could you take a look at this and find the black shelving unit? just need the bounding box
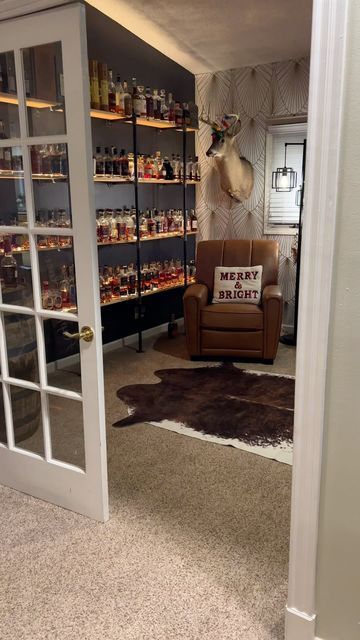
[94,112,198,353]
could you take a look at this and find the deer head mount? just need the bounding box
[200,113,254,202]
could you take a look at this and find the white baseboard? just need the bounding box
[282,323,294,333]
[285,606,316,640]
[47,320,172,372]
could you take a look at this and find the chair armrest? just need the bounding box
[183,284,209,356]
[262,285,283,360]
[262,284,283,303]
[183,283,209,307]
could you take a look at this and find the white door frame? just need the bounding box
[0,3,109,522]
[285,0,349,638]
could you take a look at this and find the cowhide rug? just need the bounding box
[114,364,295,465]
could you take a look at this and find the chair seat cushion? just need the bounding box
[200,303,263,330]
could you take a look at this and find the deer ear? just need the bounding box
[222,115,242,137]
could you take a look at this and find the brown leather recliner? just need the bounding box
[183,239,283,362]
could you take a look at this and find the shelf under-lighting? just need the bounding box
[94,175,200,185]
[100,278,195,307]
[0,92,57,109]
[1,231,197,255]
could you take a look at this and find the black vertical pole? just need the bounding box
[280,139,307,346]
[182,124,188,287]
[132,112,143,353]
[293,138,307,344]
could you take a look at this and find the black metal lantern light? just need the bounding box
[272,143,297,192]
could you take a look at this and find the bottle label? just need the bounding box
[91,78,99,107]
[133,98,142,117]
[100,80,109,109]
[192,220,198,230]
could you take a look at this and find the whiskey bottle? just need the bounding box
[145,87,154,119]
[108,69,116,113]
[132,78,142,117]
[138,85,147,117]
[123,81,132,116]
[190,209,198,231]
[168,93,175,122]
[159,89,168,120]
[112,147,121,176]
[175,102,183,126]
[153,89,161,120]
[89,60,100,110]
[98,63,109,111]
[120,149,129,177]
[1,236,17,287]
[103,147,113,176]
[0,119,7,140]
[94,146,104,175]
[115,75,125,116]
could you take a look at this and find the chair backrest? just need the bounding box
[196,239,279,295]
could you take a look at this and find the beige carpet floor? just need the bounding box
[0,336,295,640]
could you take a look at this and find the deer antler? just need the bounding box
[199,111,222,132]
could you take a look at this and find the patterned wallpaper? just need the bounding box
[195,57,309,326]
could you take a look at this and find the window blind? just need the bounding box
[269,133,305,226]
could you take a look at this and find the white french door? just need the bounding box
[0,4,108,521]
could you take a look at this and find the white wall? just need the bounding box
[315,1,360,637]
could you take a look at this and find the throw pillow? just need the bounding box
[212,265,263,305]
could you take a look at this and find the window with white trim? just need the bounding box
[264,123,307,235]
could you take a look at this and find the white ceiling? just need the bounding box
[86,0,313,74]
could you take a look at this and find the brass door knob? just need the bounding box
[63,325,94,343]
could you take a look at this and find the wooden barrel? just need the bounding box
[0,284,41,444]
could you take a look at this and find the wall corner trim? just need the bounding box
[285,606,316,640]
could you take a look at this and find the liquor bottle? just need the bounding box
[112,147,121,176]
[108,69,116,113]
[6,56,16,93]
[153,89,161,119]
[115,75,125,116]
[11,148,23,173]
[186,209,191,232]
[110,210,118,242]
[1,236,17,287]
[159,89,168,120]
[98,63,109,111]
[60,265,70,308]
[170,153,177,178]
[144,156,153,179]
[148,210,156,236]
[124,209,135,240]
[123,81,132,116]
[176,153,182,180]
[153,151,162,179]
[162,209,169,233]
[175,102,183,126]
[68,265,77,307]
[42,281,53,310]
[168,93,175,122]
[89,60,100,110]
[94,146,104,175]
[140,211,148,238]
[120,148,129,177]
[190,209,198,231]
[154,209,163,234]
[137,154,144,179]
[162,156,174,180]
[3,147,11,171]
[183,102,191,126]
[132,78,142,117]
[0,119,7,140]
[103,147,113,176]
[116,209,126,241]
[145,87,154,119]
[186,155,193,180]
[138,86,147,117]
[127,152,134,179]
